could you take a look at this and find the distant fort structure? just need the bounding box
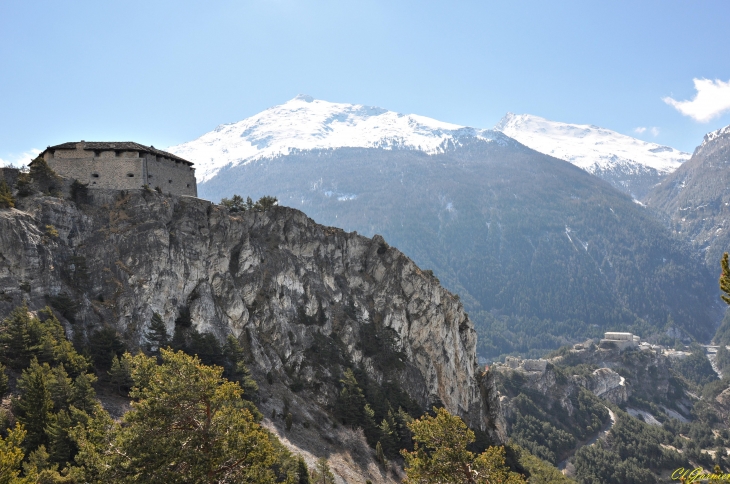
[36,141,197,197]
[600,332,640,351]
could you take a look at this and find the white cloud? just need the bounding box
[0,148,42,168]
[633,126,659,137]
[663,78,730,123]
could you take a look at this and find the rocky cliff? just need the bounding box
[0,188,502,481]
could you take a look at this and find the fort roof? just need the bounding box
[40,141,193,166]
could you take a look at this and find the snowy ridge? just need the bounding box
[169,95,497,182]
[701,124,730,147]
[494,113,689,175]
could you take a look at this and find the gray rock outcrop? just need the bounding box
[0,189,501,445]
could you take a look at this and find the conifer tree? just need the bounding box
[28,156,61,194]
[14,359,54,452]
[72,372,98,413]
[75,349,278,482]
[375,441,386,466]
[48,365,72,411]
[378,415,398,457]
[402,407,526,484]
[0,363,8,399]
[311,457,335,484]
[0,305,88,375]
[109,355,133,395]
[144,312,168,355]
[721,252,730,305]
[0,423,27,484]
[0,179,14,209]
[223,334,258,399]
[335,369,369,427]
[296,456,311,484]
[46,410,72,465]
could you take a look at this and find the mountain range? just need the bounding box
[645,124,730,272]
[168,97,722,359]
[169,96,688,198]
[494,113,690,199]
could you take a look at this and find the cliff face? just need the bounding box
[0,189,501,464]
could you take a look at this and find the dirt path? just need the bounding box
[557,406,616,471]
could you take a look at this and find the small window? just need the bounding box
[186,184,190,188]
[91,173,99,178]
[127,173,134,177]
[148,174,152,178]
[168,180,173,184]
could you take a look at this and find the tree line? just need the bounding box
[0,305,526,483]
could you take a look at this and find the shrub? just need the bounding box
[0,179,14,208]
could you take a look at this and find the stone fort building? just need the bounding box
[37,141,197,197]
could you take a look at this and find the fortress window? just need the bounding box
[91,173,99,178]
[169,180,173,184]
[186,184,190,188]
[127,173,135,177]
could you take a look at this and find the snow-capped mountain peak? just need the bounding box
[700,123,730,147]
[169,96,493,182]
[494,113,690,175]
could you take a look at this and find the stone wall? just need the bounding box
[44,146,197,196]
[47,154,144,190]
[144,153,197,197]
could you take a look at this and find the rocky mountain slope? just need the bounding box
[495,113,689,199]
[194,137,719,359]
[645,124,730,274]
[0,187,501,481]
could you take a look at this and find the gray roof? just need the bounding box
[42,141,193,166]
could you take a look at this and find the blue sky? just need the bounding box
[2,0,730,164]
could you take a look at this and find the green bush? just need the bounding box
[0,179,14,208]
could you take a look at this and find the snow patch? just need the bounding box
[168,96,501,182]
[494,113,689,175]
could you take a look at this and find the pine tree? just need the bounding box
[48,365,73,412]
[223,335,258,399]
[14,359,54,452]
[0,304,33,367]
[334,369,369,427]
[402,407,526,484]
[286,413,293,431]
[375,441,386,466]
[296,456,310,484]
[378,415,398,457]
[311,457,335,484]
[109,355,133,395]
[144,312,168,355]
[220,194,246,213]
[0,363,8,398]
[0,179,15,209]
[0,423,27,483]
[46,410,73,465]
[0,305,89,375]
[28,156,62,194]
[72,372,98,413]
[394,407,414,451]
[721,253,730,305]
[79,349,278,482]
